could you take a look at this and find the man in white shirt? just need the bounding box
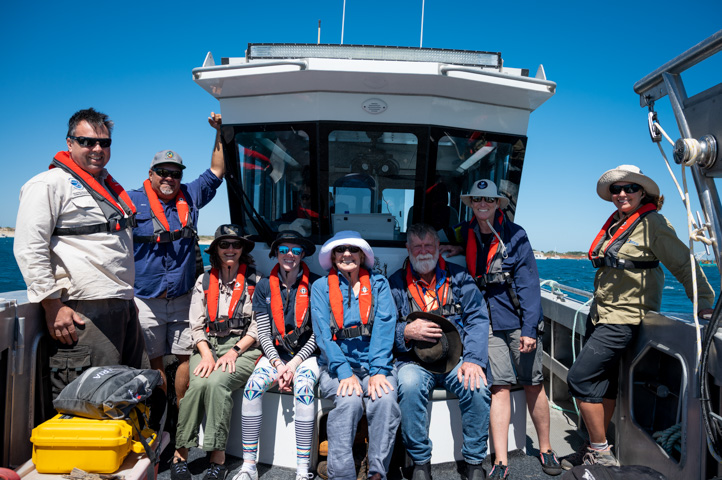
[14,108,148,397]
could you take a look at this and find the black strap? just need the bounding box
[590,256,660,269]
[476,272,523,318]
[53,215,137,235]
[278,323,312,352]
[205,315,252,334]
[133,226,196,244]
[336,323,373,340]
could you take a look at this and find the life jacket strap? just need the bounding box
[53,215,137,236]
[133,226,196,244]
[476,271,523,318]
[334,323,373,340]
[205,315,252,334]
[590,257,660,269]
[277,323,312,352]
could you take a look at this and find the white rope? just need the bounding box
[651,119,706,365]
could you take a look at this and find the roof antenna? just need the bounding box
[318,20,321,44]
[341,0,346,45]
[420,0,425,47]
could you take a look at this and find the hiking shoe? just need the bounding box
[316,461,329,480]
[203,463,228,480]
[487,463,508,479]
[466,462,487,480]
[560,443,589,470]
[232,469,258,480]
[411,462,432,480]
[583,447,619,467]
[170,459,192,480]
[540,450,562,476]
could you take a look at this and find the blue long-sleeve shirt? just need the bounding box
[311,270,397,380]
[388,260,490,371]
[129,168,222,299]
[460,218,543,338]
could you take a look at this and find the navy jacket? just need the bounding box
[459,217,543,338]
[388,259,490,371]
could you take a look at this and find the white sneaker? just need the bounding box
[232,470,258,480]
[295,473,314,480]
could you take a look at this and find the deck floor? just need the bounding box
[158,403,585,480]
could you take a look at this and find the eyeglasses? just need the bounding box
[471,196,497,204]
[609,183,642,195]
[152,167,183,179]
[333,245,361,254]
[218,240,243,250]
[278,246,303,256]
[68,136,112,148]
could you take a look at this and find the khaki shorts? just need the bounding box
[488,327,544,386]
[135,292,193,359]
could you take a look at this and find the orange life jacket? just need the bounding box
[50,151,137,235]
[589,203,659,269]
[328,268,374,340]
[133,179,195,244]
[269,262,312,353]
[203,265,256,333]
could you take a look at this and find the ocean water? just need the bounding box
[1,238,719,313]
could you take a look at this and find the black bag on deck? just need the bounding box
[562,465,667,479]
[53,365,161,420]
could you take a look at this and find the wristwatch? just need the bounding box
[232,345,242,355]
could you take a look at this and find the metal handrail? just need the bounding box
[192,60,308,79]
[633,29,722,100]
[439,65,557,92]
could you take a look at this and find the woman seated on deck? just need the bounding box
[235,230,320,480]
[563,165,715,469]
[170,224,262,480]
[311,230,401,480]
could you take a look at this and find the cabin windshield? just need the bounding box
[225,122,526,246]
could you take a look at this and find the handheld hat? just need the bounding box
[318,230,374,271]
[596,165,660,202]
[269,229,316,258]
[460,179,509,209]
[205,224,255,254]
[407,311,462,375]
[150,150,185,170]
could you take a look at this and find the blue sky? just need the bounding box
[2,0,720,253]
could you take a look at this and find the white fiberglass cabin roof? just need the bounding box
[193,44,556,135]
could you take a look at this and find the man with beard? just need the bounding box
[388,223,492,480]
[128,113,225,402]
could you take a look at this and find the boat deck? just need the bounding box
[157,397,584,479]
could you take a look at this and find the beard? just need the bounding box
[159,184,175,196]
[410,252,438,275]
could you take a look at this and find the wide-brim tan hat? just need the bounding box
[596,165,660,202]
[318,230,374,271]
[407,311,462,375]
[460,179,510,209]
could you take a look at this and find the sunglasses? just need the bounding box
[471,196,497,204]
[333,245,361,254]
[68,136,112,148]
[152,167,183,179]
[278,246,303,256]
[218,240,243,250]
[609,183,642,195]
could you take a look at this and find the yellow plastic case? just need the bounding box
[30,413,156,474]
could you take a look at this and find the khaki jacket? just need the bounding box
[591,210,714,325]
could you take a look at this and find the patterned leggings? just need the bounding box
[241,356,319,467]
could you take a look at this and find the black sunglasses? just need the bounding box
[278,246,304,256]
[471,196,497,204]
[152,167,183,179]
[609,183,642,195]
[68,136,112,148]
[333,245,361,254]
[218,240,243,249]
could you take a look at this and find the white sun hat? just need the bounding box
[318,230,374,271]
[460,179,510,209]
[596,165,660,202]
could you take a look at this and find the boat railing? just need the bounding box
[439,65,557,92]
[192,59,309,79]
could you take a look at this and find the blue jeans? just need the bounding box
[397,361,491,465]
[318,367,401,480]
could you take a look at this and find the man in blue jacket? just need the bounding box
[445,180,561,478]
[388,223,491,480]
[128,113,225,402]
